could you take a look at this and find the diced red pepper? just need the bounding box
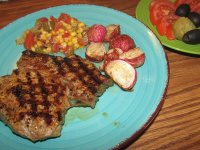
[52,43,60,52]
[54,22,63,31]
[24,30,35,49]
[62,32,70,38]
[58,13,71,24]
[38,17,48,22]
[50,16,58,23]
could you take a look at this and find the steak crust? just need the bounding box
[0,69,70,141]
[0,50,113,141]
[17,50,113,107]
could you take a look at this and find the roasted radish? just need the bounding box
[87,24,107,42]
[119,47,145,68]
[100,48,123,70]
[85,42,106,62]
[105,60,137,90]
[104,24,120,42]
[109,34,135,52]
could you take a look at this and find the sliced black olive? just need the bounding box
[188,12,200,27]
[175,4,190,17]
[182,29,200,44]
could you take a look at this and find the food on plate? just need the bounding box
[109,34,135,52]
[173,17,195,40]
[182,29,200,44]
[12,11,146,140]
[150,0,200,44]
[17,50,113,108]
[149,0,177,40]
[87,24,107,42]
[85,42,106,62]
[150,0,176,25]
[0,69,70,141]
[16,13,88,56]
[104,60,137,90]
[119,47,145,68]
[175,4,190,17]
[0,50,113,141]
[101,48,124,70]
[104,24,120,42]
[188,12,200,27]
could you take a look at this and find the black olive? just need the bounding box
[188,12,200,27]
[182,29,200,44]
[175,4,190,17]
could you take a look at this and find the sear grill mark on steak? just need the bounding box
[0,50,113,142]
[17,50,113,107]
[10,71,63,125]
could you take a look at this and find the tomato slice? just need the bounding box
[150,1,176,25]
[174,0,199,7]
[166,24,175,40]
[24,30,35,49]
[191,1,200,14]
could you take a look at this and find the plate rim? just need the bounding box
[0,4,169,150]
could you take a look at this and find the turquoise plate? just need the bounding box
[0,5,168,150]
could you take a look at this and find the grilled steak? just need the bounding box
[0,69,70,141]
[17,50,113,108]
[0,50,113,141]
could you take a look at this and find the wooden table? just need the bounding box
[0,0,200,149]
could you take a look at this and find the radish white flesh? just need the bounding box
[85,42,106,62]
[104,24,120,42]
[119,47,145,67]
[105,60,137,90]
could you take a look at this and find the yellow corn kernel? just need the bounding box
[67,41,73,46]
[40,34,47,40]
[74,43,80,49]
[47,33,52,38]
[77,33,82,38]
[31,47,36,52]
[59,38,64,43]
[58,28,64,34]
[51,30,56,35]
[45,47,52,53]
[78,22,85,28]
[76,28,83,34]
[72,38,77,44]
[37,41,43,47]
[71,31,77,37]
[65,24,72,30]
[56,35,62,40]
[61,42,67,47]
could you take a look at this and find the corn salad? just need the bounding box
[16,13,88,56]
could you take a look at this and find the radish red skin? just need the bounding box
[105,59,137,90]
[102,48,123,69]
[109,34,135,52]
[85,42,106,62]
[87,24,107,42]
[119,48,145,68]
[104,24,120,42]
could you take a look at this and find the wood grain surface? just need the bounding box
[0,0,200,149]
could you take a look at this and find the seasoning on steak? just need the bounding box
[17,50,113,108]
[0,50,113,142]
[0,69,70,141]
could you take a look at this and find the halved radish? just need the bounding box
[85,42,106,62]
[119,47,145,68]
[104,60,137,90]
[100,48,123,70]
[104,24,120,42]
[109,34,136,52]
